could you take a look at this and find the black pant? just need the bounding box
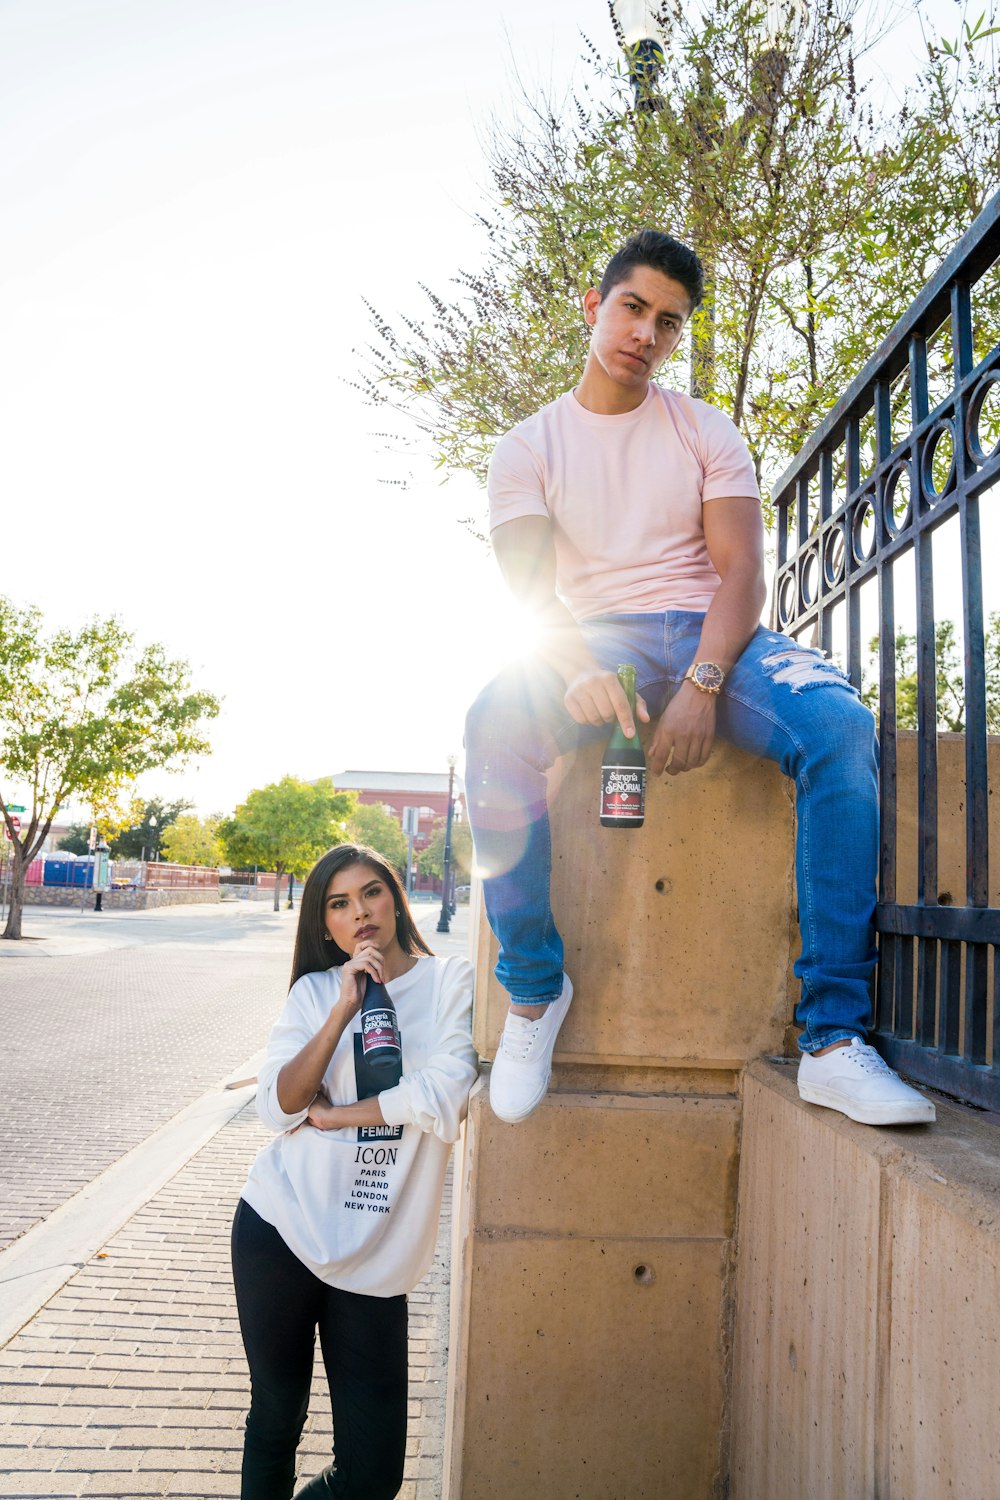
[231,1199,408,1500]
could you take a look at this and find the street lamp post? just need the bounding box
[611,0,666,113]
[436,756,457,935]
[611,0,806,109]
[610,0,806,398]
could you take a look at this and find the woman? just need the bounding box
[231,843,477,1500]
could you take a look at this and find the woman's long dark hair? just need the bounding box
[289,843,433,988]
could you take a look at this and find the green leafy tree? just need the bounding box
[111,797,193,861]
[418,818,473,883]
[346,802,408,871]
[359,1,999,510]
[862,614,1000,732]
[219,777,357,912]
[0,597,219,939]
[57,824,92,856]
[160,812,225,868]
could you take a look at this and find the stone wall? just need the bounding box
[20,886,221,909]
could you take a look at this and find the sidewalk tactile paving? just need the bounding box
[0,1101,454,1499]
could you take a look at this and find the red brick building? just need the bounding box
[331,770,466,896]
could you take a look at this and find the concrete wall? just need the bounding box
[893,731,1000,905]
[732,1059,1000,1500]
[445,728,1000,1497]
[447,738,798,1500]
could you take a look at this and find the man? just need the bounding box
[464,228,935,1129]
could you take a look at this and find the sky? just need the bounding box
[0,0,974,821]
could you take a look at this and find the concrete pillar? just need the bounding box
[731,1059,1000,1500]
[445,738,798,1499]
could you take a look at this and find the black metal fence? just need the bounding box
[771,190,1000,1110]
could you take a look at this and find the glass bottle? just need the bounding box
[360,976,402,1068]
[600,663,646,829]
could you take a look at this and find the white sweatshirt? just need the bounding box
[241,954,477,1297]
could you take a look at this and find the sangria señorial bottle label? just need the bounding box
[600,765,646,819]
[362,1008,400,1054]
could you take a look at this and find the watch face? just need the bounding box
[694,662,725,691]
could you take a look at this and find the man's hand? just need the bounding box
[564,667,650,736]
[648,683,717,776]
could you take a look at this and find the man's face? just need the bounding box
[582,265,691,391]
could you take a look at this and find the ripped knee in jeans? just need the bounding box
[760,639,852,693]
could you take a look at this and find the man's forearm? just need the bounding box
[693,496,768,676]
[493,516,599,685]
[535,599,600,684]
[690,565,767,674]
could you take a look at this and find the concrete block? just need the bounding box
[732,1058,1000,1500]
[731,1064,880,1500]
[446,1086,736,1500]
[467,1088,740,1240]
[888,1169,1000,1500]
[473,738,796,1068]
[456,1235,727,1500]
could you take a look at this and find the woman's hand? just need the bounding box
[337,939,385,1014]
[305,1093,341,1131]
[299,1090,388,1131]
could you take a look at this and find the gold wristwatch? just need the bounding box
[682,661,726,695]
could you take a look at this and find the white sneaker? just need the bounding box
[489,976,574,1124]
[798,1037,936,1125]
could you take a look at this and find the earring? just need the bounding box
[395,908,401,917]
[323,934,331,942]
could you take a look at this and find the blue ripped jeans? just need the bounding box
[464,613,879,1053]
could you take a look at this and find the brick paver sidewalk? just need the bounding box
[0,1101,453,1498]
[0,908,294,1250]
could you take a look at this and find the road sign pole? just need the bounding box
[402,806,419,896]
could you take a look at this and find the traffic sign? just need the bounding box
[5,805,25,813]
[4,815,20,841]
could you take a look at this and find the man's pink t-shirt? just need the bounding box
[487,384,760,621]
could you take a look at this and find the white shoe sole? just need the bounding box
[798,1081,936,1125]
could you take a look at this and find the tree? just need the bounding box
[160,812,225,868]
[218,777,357,912]
[346,802,408,871]
[57,824,92,856]
[110,797,193,861]
[0,597,219,939]
[418,818,473,884]
[862,614,1000,733]
[359,1,1000,510]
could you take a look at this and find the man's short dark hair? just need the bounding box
[599,229,704,311]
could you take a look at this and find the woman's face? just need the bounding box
[323,862,400,955]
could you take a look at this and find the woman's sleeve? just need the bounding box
[377,957,478,1143]
[255,975,325,1133]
